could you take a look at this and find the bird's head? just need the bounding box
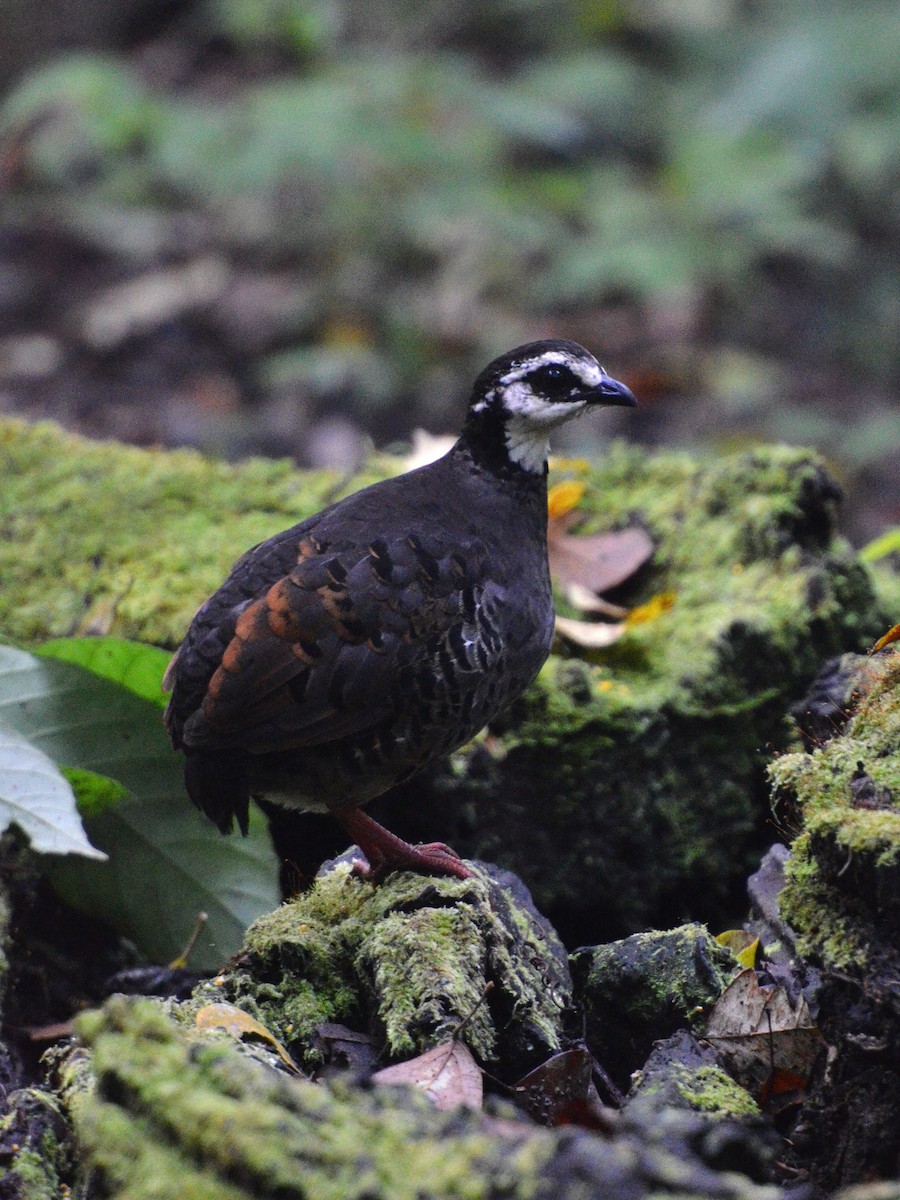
[464,340,636,474]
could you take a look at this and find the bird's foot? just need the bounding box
[333,807,471,882]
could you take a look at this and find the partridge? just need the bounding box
[164,340,636,879]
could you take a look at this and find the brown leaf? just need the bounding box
[515,1047,617,1132]
[372,1040,483,1111]
[195,1002,301,1075]
[310,1022,379,1075]
[703,969,822,1094]
[548,523,653,599]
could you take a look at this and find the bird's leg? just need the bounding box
[331,806,471,881]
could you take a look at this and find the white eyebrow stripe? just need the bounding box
[498,351,602,388]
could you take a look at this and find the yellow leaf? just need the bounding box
[549,456,590,473]
[625,592,676,627]
[547,480,586,519]
[195,1003,301,1075]
[871,624,900,653]
[716,929,760,969]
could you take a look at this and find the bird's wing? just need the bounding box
[165,524,495,756]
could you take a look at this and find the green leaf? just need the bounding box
[0,724,107,860]
[38,636,172,708]
[860,529,900,563]
[0,644,279,969]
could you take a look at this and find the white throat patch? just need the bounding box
[505,417,552,473]
[504,399,589,472]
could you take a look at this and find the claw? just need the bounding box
[334,807,471,881]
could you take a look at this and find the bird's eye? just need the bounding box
[529,363,579,398]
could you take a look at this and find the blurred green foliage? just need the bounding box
[1,0,897,412]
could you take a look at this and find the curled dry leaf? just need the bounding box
[547,480,586,519]
[195,1002,301,1075]
[564,583,628,618]
[514,1046,617,1132]
[548,456,590,474]
[310,1022,379,1075]
[371,1040,483,1111]
[703,969,822,1094]
[545,480,653,652]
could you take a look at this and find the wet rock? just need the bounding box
[625,1029,777,1186]
[571,923,736,1089]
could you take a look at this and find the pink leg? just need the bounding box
[332,806,471,881]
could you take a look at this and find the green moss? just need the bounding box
[781,836,869,970]
[2,1147,59,1200]
[649,1063,761,1120]
[185,861,568,1070]
[0,1087,71,1200]
[0,416,342,645]
[73,996,557,1200]
[773,650,900,970]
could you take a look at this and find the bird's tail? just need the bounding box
[184,749,251,836]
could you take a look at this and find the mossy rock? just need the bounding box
[773,648,900,973]
[571,923,737,1089]
[0,418,888,936]
[625,1031,774,1184]
[768,649,900,1191]
[181,859,571,1078]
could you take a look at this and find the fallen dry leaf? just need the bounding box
[402,429,456,471]
[703,969,822,1094]
[548,456,591,473]
[625,591,676,627]
[555,615,626,648]
[195,1002,301,1075]
[310,1022,379,1075]
[515,1047,617,1132]
[564,582,628,618]
[549,521,653,599]
[372,1040,483,1111]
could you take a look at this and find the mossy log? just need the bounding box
[0,417,889,938]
